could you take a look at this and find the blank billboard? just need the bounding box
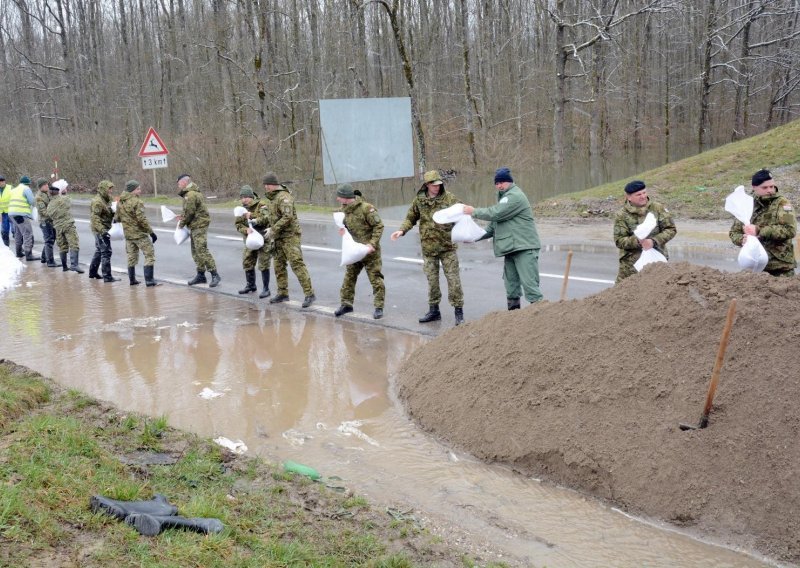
[319,97,414,184]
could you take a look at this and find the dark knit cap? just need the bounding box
[36,178,48,188]
[239,185,255,198]
[20,175,31,185]
[125,179,140,192]
[262,172,280,186]
[336,184,355,199]
[624,180,646,194]
[751,169,772,187]
[0,174,5,181]
[494,167,513,184]
[176,173,191,183]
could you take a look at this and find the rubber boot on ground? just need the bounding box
[101,260,119,282]
[128,266,140,286]
[25,252,40,261]
[187,271,207,286]
[88,256,102,279]
[209,271,221,288]
[258,270,271,298]
[69,250,84,273]
[124,513,224,537]
[144,265,159,287]
[455,307,464,326]
[507,297,521,311]
[238,269,256,294]
[45,244,57,267]
[60,251,69,271]
[89,494,178,521]
[418,304,441,323]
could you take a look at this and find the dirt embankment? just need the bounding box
[397,262,800,565]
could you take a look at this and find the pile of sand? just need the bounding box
[397,262,800,564]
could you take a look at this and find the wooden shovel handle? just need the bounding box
[702,299,737,417]
[559,250,573,302]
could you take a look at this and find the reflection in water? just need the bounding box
[0,266,770,568]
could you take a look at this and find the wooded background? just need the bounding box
[1,0,799,197]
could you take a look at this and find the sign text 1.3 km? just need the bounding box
[138,127,169,170]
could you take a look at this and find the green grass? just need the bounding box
[0,361,509,567]
[535,118,800,220]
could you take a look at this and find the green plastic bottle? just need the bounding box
[282,460,321,481]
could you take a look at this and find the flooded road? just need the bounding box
[0,265,773,567]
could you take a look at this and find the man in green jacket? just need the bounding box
[89,180,120,282]
[235,185,272,298]
[115,180,159,286]
[729,168,796,277]
[391,169,464,325]
[176,174,221,288]
[464,167,542,310]
[46,179,84,273]
[612,180,677,282]
[35,179,57,267]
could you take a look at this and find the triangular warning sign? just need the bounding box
[138,127,169,157]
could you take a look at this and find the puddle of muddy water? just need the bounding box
[0,266,773,568]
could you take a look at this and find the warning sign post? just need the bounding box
[137,127,169,196]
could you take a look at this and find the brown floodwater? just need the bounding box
[0,265,773,567]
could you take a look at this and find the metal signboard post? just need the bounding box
[138,127,169,197]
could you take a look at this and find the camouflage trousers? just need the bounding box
[54,223,80,253]
[126,235,155,267]
[423,250,463,307]
[340,251,385,309]
[273,236,313,296]
[616,254,639,283]
[503,248,543,303]
[189,227,216,272]
[241,237,272,271]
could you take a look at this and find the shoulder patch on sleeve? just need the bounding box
[499,197,509,204]
[783,204,793,211]
[369,207,375,213]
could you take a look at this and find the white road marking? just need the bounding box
[393,256,424,264]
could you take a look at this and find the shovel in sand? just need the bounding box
[680,298,737,431]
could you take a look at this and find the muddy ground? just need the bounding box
[397,262,800,565]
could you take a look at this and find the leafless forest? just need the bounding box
[1,0,799,197]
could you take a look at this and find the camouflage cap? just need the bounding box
[97,180,114,191]
[35,178,49,188]
[125,179,140,192]
[423,170,443,185]
[239,185,255,198]
[336,184,355,199]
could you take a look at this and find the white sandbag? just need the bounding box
[340,230,371,266]
[451,215,486,243]
[160,205,177,223]
[738,236,769,273]
[245,222,265,250]
[174,222,190,245]
[233,206,247,217]
[333,211,345,228]
[432,203,465,224]
[31,206,39,222]
[634,247,667,272]
[633,212,657,240]
[51,179,68,191]
[108,222,124,241]
[111,201,117,213]
[725,185,752,225]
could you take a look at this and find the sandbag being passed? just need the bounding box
[245,222,265,250]
[634,248,667,272]
[341,230,371,266]
[738,235,769,273]
[108,222,124,241]
[174,222,190,245]
[451,215,486,243]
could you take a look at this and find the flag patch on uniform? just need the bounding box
[783,205,793,211]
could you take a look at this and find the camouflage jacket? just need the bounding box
[234,197,269,237]
[399,185,458,256]
[115,191,152,239]
[90,182,114,234]
[342,197,384,251]
[178,183,210,229]
[256,188,301,240]
[46,194,76,231]
[35,191,51,223]
[613,199,676,260]
[730,191,797,271]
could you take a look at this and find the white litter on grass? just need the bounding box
[282,429,312,446]
[337,420,379,447]
[214,437,247,454]
[198,387,225,400]
[0,242,24,293]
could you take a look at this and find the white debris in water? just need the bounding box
[198,387,225,399]
[213,437,247,454]
[0,241,24,293]
[177,321,198,329]
[448,451,460,462]
[315,422,328,430]
[282,429,312,446]
[337,420,379,447]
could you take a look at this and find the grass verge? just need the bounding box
[0,361,508,568]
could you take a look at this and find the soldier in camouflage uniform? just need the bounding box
[176,174,221,288]
[89,180,120,282]
[35,179,58,267]
[236,185,272,298]
[334,184,385,320]
[391,170,464,325]
[46,180,85,274]
[255,172,315,308]
[115,180,159,286]
[729,168,797,277]
[612,180,676,283]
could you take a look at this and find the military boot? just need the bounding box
[101,260,120,282]
[418,304,441,323]
[238,269,256,294]
[187,271,207,286]
[45,244,57,267]
[144,265,160,287]
[124,514,224,537]
[258,270,271,298]
[90,494,178,521]
[507,297,521,311]
[128,266,140,286]
[69,250,84,273]
[60,251,69,271]
[25,251,40,261]
[88,256,102,279]
[454,307,464,326]
[209,271,221,288]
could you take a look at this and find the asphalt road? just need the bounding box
[43,200,733,335]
